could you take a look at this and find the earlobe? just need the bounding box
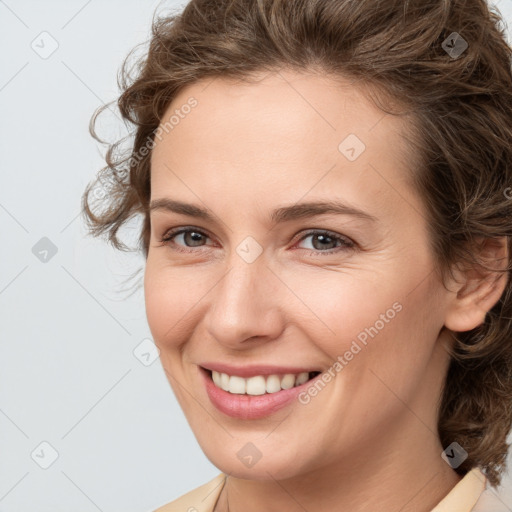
[444,236,510,333]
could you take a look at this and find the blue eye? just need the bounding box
[159,227,355,256]
[295,230,355,255]
[160,228,210,252]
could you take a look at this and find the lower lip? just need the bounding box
[200,367,320,420]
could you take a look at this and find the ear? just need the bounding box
[444,236,510,333]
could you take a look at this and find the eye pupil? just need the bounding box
[312,234,336,250]
[185,231,205,246]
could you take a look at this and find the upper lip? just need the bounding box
[199,362,321,378]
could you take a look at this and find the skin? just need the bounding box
[144,69,509,511]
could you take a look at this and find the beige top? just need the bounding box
[153,467,509,512]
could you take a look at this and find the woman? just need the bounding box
[82,0,512,510]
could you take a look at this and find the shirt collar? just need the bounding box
[431,467,487,512]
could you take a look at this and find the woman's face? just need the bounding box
[145,70,455,480]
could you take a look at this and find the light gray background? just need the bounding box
[1,1,511,510]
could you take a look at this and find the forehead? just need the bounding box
[155,70,402,156]
[150,69,422,223]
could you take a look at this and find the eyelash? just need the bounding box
[158,226,356,256]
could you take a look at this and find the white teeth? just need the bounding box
[210,370,313,395]
[246,376,266,395]
[266,375,281,394]
[295,372,309,386]
[212,371,221,387]
[220,372,230,392]
[229,375,246,394]
[280,374,296,389]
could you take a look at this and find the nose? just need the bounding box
[204,254,286,350]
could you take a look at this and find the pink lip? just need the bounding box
[199,366,322,420]
[199,362,320,378]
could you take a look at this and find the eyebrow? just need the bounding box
[149,198,378,224]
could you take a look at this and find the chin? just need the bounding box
[200,442,308,481]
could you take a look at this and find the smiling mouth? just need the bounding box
[203,368,322,395]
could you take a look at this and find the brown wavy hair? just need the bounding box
[81,0,512,487]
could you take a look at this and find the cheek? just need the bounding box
[289,261,440,380]
[281,267,402,354]
[143,258,206,348]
